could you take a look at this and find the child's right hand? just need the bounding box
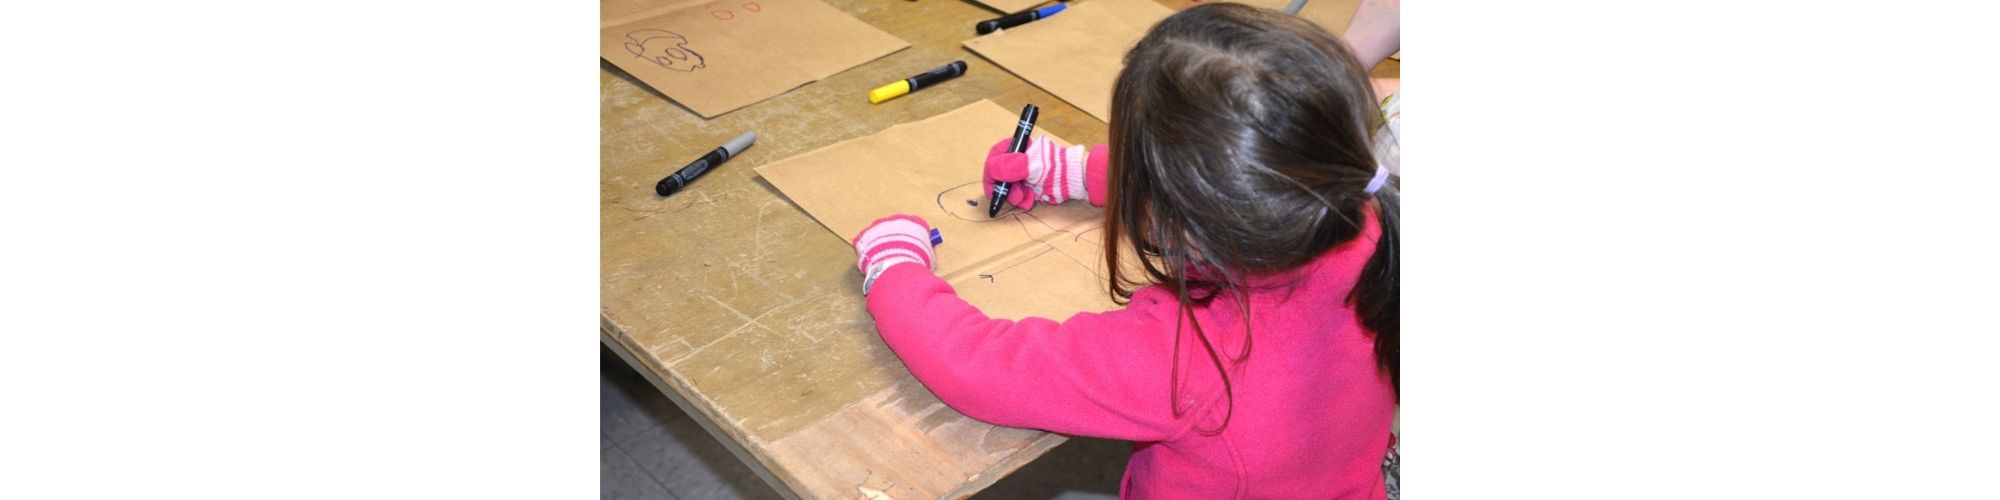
[982,135,1093,211]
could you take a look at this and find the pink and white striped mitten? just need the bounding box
[981,136,1093,211]
[850,214,935,294]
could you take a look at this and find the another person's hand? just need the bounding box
[851,214,935,294]
[982,136,1097,211]
[1343,0,1400,71]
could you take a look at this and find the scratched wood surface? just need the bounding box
[600,0,1398,498]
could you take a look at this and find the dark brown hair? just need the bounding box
[1103,3,1400,434]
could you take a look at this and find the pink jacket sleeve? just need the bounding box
[864,264,1194,442]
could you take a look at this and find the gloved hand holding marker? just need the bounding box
[983,103,1113,214]
[981,134,1107,211]
[988,103,1039,218]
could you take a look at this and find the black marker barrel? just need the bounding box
[988,104,1039,218]
[868,61,968,104]
[975,4,1066,35]
[657,131,756,197]
[908,60,967,92]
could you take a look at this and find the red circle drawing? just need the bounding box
[711,9,735,20]
[743,1,762,11]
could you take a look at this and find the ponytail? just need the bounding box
[1349,177,1399,396]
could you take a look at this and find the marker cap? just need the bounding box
[869,80,912,104]
[721,131,757,158]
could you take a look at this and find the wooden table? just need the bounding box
[600,0,1398,497]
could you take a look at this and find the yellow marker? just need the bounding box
[868,61,967,104]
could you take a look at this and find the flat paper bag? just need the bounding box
[969,0,1049,14]
[757,100,1121,320]
[962,0,1173,123]
[602,0,909,117]
[602,0,711,26]
[1154,0,1358,35]
[1152,0,1398,60]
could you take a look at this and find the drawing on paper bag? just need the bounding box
[624,30,706,72]
[931,181,1109,284]
[756,100,1122,319]
[599,0,910,118]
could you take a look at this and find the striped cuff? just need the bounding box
[1061,144,1088,204]
[862,257,922,295]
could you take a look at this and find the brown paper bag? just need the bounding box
[602,0,909,118]
[602,0,711,26]
[962,0,1174,123]
[968,0,1051,15]
[1154,0,1361,35]
[757,100,1123,320]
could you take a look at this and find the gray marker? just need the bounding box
[657,131,756,197]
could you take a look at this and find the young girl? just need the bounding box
[848,4,1398,497]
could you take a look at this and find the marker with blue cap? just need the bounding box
[975,4,1065,35]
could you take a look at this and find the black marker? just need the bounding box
[657,131,756,197]
[975,4,1066,35]
[989,104,1038,218]
[869,61,968,104]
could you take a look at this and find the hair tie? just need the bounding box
[1363,165,1390,195]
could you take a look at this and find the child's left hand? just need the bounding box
[851,214,936,294]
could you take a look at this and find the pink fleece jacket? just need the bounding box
[864,207,1394,499]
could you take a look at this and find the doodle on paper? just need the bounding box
[934,181,1110,283]
[624,29,706,72]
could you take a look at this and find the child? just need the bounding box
[848,4,1398,498]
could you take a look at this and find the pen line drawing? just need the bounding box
[932,180,1109,284]
[625,29,706,72]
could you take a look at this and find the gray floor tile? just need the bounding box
[1049,492,1121,500]
[603,345,1126,500]
[603,346,778,500]
[650,412,780,500]
[975,437,1128,499]
[603,432,679,500]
